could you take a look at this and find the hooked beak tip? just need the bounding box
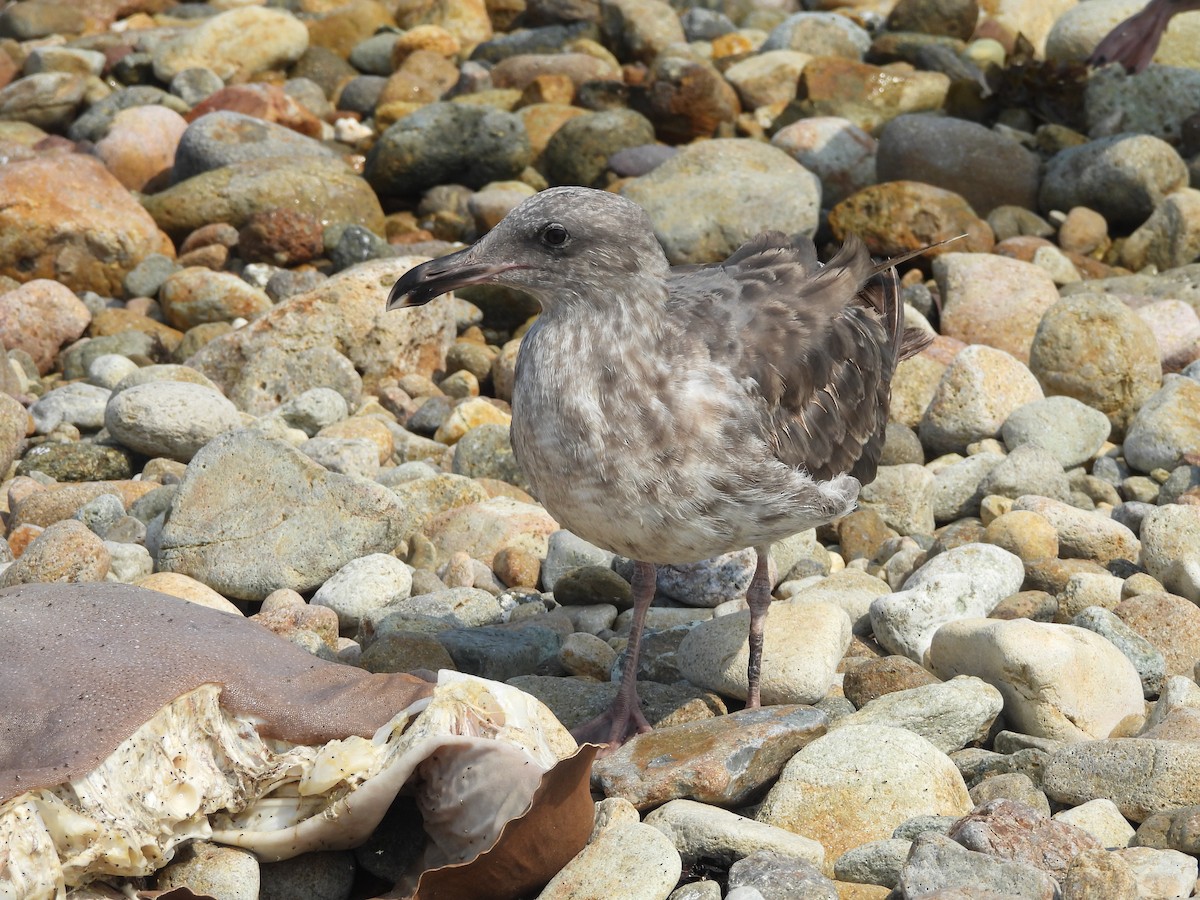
[385,251,524,312]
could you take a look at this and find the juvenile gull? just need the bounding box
[388,186,930,747]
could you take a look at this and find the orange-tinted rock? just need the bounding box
[237,208,324,266]
[782,57,949,133]
[829,180,993,259]
[0,155,174,295]
[635,56,741,144]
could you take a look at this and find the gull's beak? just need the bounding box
[386,246,524,310]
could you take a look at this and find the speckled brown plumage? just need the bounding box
[389,186,930,746]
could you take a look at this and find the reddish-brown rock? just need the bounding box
[186,83,323,138]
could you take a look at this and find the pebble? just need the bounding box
[769,116,877,207]
[784,568,889,636]
[653,547,760,608]
[258,851,356,900]
[366,102,532,196]
[173,111,339,183]
[1086,62,1200,144]
[543,108,656,187]
[677,601,850,704]
[436,621,562,681]
[830,675,1003,754]
[932,452,1004,523]
[1116,846,1199,899]
[726,850,838,900]
[0,279,91,374]
[952,797,1102,879]
[1044,738,1200,822]
[979,444,1071,504]
[188,257,452,415]
[29,383,110,434]
[362,587,504,638]
[756,725,972,869]
[929,617,1146,742]
[0,517,110,587]
[104,382,242,463]
[620,139,820,265]
[897,832,1058,898]
[157,430,410,601]
[310,553,413,633]
[1053,798,1135,849]
[919,345,1045,455]
[830,180,988,259]
[92,105,187,193]
[647,799,825,872]
[1123,375,1200,474]
[1071,605,1166,698]
[16,442,133,483]
[536,823,681,900]
[834,839,910,889]
[1011,494,1140,564]
[1113,591,1200,678]
[156,842,259,900]
[146,156,384,244]
[151,7,309,83]
[0,154,174,296]
[869,542,1025,662]
[857,463,935,536]
[1137,505,1200,604]
[932,252,1058,362]
[637,56,740,144]
[877,115,1039,217]
[596,706,829,815]
[1122,188,1200,271]
[1000,396,1111,469]
[761,12,871,57]
[1039,134,1188,230]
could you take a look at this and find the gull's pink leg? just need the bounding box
[745,547,772,709]
[571,560,656,750]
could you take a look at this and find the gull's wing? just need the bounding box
[666,232,930,483]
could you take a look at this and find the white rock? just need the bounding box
[783,568,890,635]
[677,601,850,704]
[1113,847,1198,900]
[311,552,413,631]
[929,617,1145,742]
[537,822,681,900]
[1052,798,1135,849]
[105,381,243,462]
[1139,504,1200,604]
[30,382,111,433]
[830,675,1004,753]
[645,799,824,869]
[756,724,972,870]
[103,541,154,584]
[87,353,140,390]
[869,543,1024,663]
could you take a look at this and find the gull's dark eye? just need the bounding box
[540,223,569,247]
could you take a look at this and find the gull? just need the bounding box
[388,186,931,747]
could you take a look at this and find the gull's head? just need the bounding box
[386,186,669,313]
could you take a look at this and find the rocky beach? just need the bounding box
[1,0,1200,897]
